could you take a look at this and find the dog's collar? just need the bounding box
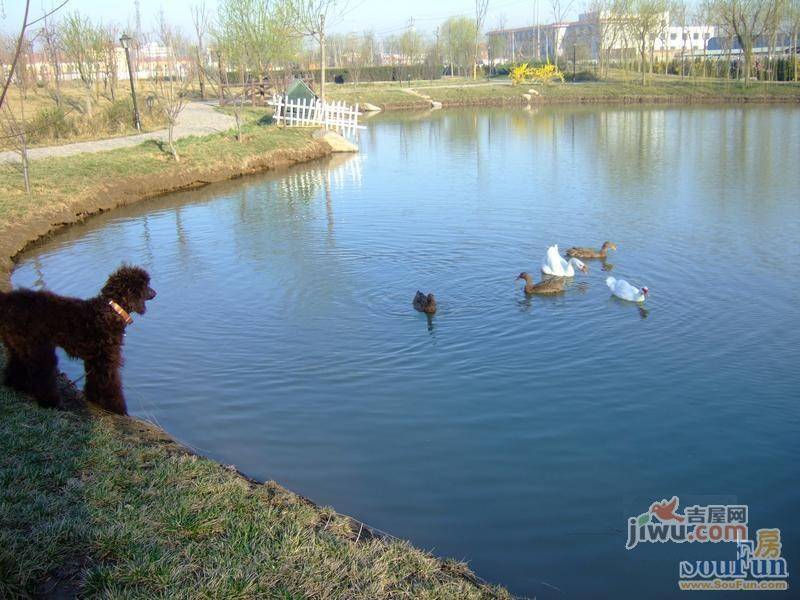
[108,300,133,326]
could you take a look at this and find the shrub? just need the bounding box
[564,70,599,82]
[509,63,565,85]
[27,106,77,143]
[492,61,548,76]
[101,98,137,133]
[299,65,444,84]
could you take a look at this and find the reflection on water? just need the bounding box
[12,105,800,598]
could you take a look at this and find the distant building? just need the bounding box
[487,11,718,63]
[11,41,191,88]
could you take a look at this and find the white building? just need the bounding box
[488,11,717,62]
[657,25,716,53]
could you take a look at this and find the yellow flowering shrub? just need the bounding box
[508,62,565,85]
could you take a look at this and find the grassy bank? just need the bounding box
[1,82,169,149]
[0,354,509,598]
[325,76,800,109]
[0,120,329,280]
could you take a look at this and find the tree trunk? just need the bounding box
[794,28,798,83]
[197,49,206,100]
[641,35,647,85]
[744,50,752,86]
[52,56,62,106]
[84,85,93,117]
[19,99,31,194]
[168,122,179,161]
[110,65,117,101]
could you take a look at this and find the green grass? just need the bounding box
[0,352,511,599]
[323,76,800,109]
[0,122,314,228]
[326,87,432,108]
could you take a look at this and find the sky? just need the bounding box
[2,0,580,37]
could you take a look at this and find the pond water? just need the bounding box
[13,105,800,598]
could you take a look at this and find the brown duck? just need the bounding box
[413,291,437,314]
[566,241,617,259]
[517,272,565,295]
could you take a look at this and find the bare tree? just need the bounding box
[341,32,369,83]
[61,12,103,116]
[441,16,478,76]
[0,0,30,110]
[590,0,629,78]
[626,0,668,84]
[191,1,211,100]
[550,0,576,68]
[706,0,783,83]
[399,28,424,78]
[285,0,349,102]
[1,45,31,193]
[153,22,192,161]
[786,0,800,81]
[215,0,300,139]
[0,1,32,193]
[474,0,490,78]
[487,18,508,66]
[100,24,120,100]
[40,9,63,105]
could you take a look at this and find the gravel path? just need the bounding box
[0,101,236,164]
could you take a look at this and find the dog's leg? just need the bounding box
[84,350,126,415]
[2,344,32,393]
[28,345,61,409]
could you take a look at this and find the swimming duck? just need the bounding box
[517,272,565,295]
[606,277,648,303]
[542,244,588,277]
[566,241,617,259]
[413,291,437,314]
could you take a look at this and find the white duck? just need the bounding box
[606,277,649,303]
[541,245,588,277]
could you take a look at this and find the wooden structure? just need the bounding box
[219,76,317,107]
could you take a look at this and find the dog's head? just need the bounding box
[101,266,156,315]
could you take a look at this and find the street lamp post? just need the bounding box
[120,33,142,131]
[573,43,577,83]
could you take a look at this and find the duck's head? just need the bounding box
[642,286,649,296]
[517,272,531,282]
[602,241,617,252]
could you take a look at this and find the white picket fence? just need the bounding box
[270,96,363,139]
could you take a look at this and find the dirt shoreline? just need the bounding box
[0,140,332,289]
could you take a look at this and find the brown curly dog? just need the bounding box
[0,265,156,415]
